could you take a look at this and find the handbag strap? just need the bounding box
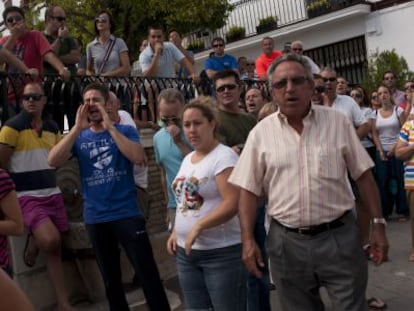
[97,37,117,74]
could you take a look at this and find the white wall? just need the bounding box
[195,2,414,72]
[365,1,414,70]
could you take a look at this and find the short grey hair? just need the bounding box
[291,40,303,48]
[267,54,313,87]
[157,88,184,105]
[320,66,337,77]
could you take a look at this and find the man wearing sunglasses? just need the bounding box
[290,40,320,75]
[0,82,74,311]
[43,6,80,76]
[213,70,256,154]
[204,37,238,80]
[0,6,70,116]
[320,67,369,139]
[311,74,327,106]
[229,54,388,311]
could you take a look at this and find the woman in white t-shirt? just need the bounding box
[167,97,246,310]
[372,85,409,220]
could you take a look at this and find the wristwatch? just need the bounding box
[371,217,387,226]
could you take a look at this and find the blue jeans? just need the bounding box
[86,216,170,311]
[247,204,271,311]
[375,151,409,217]
[177,244,247,311]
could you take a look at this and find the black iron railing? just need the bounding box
[0,74,269,131]
[186,0,369,51]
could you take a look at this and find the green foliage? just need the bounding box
[187,40,205,51]
[226,26,245,41]
[362,49,414,92]
[258,16,278,27]
[306,0,330,11]
[21,0,232,58]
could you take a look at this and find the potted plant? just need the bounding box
[187,40,205,53]
[225,26,246,43]
[256,16,278,34]
[306,0,331,18]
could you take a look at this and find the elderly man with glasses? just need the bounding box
[229,54,388,311]
[204,37,238,80]
[290,40,320,75]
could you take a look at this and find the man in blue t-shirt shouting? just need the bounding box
[48,83,170,311]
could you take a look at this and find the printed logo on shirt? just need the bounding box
[172,175,207,213]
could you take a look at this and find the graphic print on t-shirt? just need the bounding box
[173,175,207,214]
[80,138,127,188]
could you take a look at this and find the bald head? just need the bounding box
[106,91,121,122]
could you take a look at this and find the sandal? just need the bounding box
[367,297,387,310]
[23,234,39,268]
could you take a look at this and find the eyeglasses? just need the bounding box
[216,83,238,93]
[322,77,337,83]
[314,86,325,93]
[247,63,255,66]
[6,15,23,24]
[272,76,308,89]
[405,85,414,91]
[160,116,180,124]
[23,93,43,101]
[95,17,108,23]
[212,43,224,48]
[52,16,66,22]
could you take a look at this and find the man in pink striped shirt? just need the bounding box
[229,54,388,310]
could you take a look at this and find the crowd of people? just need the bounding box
[0,4,413,311]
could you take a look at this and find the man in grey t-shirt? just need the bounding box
[139,25,198,80]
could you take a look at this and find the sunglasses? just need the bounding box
[246,63,255,66]
[6,15,23,24]
[272,76,308,89]
[216,84,238,93]
[160,116,180,124]
[23,93,43,101]
[52,16,66,22]
[292,48,303,52]
[405,85,414,91]
[322,77,337,83]
[95,17,108,23]
[213,43,224,48]
[315,86,325,93]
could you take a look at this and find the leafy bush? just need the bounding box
[362,49,414,92]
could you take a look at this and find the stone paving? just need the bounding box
[79,218,414,310]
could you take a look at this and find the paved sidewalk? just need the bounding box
[78,219,413,310]
[164,219,414,310]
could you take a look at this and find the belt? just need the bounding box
[276,211,350,236]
